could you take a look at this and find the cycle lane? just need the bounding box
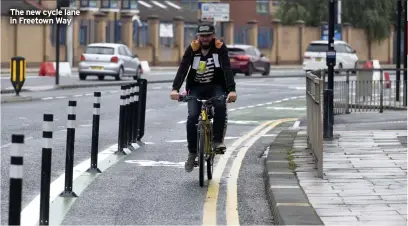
[58,96,307,225]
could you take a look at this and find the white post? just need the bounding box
[66,0,74,68]
[337,0,341,24]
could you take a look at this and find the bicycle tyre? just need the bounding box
[198,124,205,187]
[206,125,214,180]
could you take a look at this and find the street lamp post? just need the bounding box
[323,0,336,139]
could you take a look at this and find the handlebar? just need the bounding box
[178,95,228,103]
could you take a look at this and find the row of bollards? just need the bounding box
[8,79,148,225]
[116,79,147,154]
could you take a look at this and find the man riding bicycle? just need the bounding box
[170,22,237,172]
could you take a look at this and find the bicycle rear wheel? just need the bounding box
[198,124,205,187]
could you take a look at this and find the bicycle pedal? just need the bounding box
[194,161,199,167]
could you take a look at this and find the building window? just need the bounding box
[180,0,197,11]
[50,24,67,46]
[79,25,87,45]
[80,0,98,7]
[122,0,137,9]
[256,0,269,14]
[101,0,118,8]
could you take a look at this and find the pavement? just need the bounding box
[1,77,308,225]
[265,111,407,225]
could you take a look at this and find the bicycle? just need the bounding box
[178,95,227,187]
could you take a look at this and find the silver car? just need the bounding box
[78,43,142,81]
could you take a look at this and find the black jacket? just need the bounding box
[171,39,236,93]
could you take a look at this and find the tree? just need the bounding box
[275,0,395,50]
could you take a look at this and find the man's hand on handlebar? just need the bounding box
[170,90,179,100]
[226,91,237,103]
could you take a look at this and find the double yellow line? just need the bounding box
[202,118,297,225]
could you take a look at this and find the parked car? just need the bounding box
[303,40,359,72]
[78,43,142,81]
[226,44,270,76]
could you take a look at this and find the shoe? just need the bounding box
[185,153,197,172]
[214,142,226,154]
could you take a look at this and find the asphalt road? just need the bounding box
[0,69,305,91]
[1,77,308,225]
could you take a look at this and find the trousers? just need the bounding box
[186,84,227,154]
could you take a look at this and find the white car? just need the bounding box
[303,40,359,72]
[78,43,142,81]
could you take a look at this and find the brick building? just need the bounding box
[177,0,280,48]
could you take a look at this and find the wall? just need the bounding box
[1,16,395,67]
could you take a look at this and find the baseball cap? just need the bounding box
[197,23,215,35]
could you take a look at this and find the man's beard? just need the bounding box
[199,38,214,50]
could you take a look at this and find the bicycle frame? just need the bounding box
[198,103,213,155]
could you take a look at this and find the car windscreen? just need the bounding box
[306,44,328,52]
[85,46,114,55]
[228,48,245,55]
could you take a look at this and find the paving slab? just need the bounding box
[293,129,407,226]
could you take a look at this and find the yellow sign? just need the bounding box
[10,56,26,96]
[198,61,207,73]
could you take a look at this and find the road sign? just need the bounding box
[201,3,229,22]
[10,56,26,96]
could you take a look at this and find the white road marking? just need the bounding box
[85,93,93,96]
[152,86,162,89]
[41,97,53,100]
[56,96,66,99]
[146,109,154,112]
[166,139,187,143]
[292,120,301,129]
[73,94,83,97]
[177,120,187,124]
[247,105,255,108]
[124,160,184,168]
[179,103,187,106]
[79,124,92,127]
[143,142,155,145]
[21,143,131,226]
[266,107,306,111]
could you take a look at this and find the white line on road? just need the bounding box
[79,124,92,127]
[292,120,301,129]
[266,107,306,110]
[41,97,53,100]
[73,94,83,97]
[56,96,66,99]
[177,120,187,124]
[85,93,93,96]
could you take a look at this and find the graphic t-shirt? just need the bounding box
[194,54,215,83]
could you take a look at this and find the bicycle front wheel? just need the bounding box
[198,124,205,187]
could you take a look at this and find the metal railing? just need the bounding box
[321,68,407,114]
[306,72,324,178]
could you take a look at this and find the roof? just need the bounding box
[310,40,347,44]
[88,43,123,48]
[2,0,44,16]
[137,0,198,23]
[226,44,253,49]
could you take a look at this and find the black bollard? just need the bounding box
[132,81,140,143]
[125,85,131,146]
[129,84,135,145]
[87,92,102,173]
[116,86,128,155]
[137,79,148,140]
[39,114,53,225]
[9,134,24,225]
[60,100,78,197]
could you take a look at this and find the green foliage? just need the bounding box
[275,0,396,43]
